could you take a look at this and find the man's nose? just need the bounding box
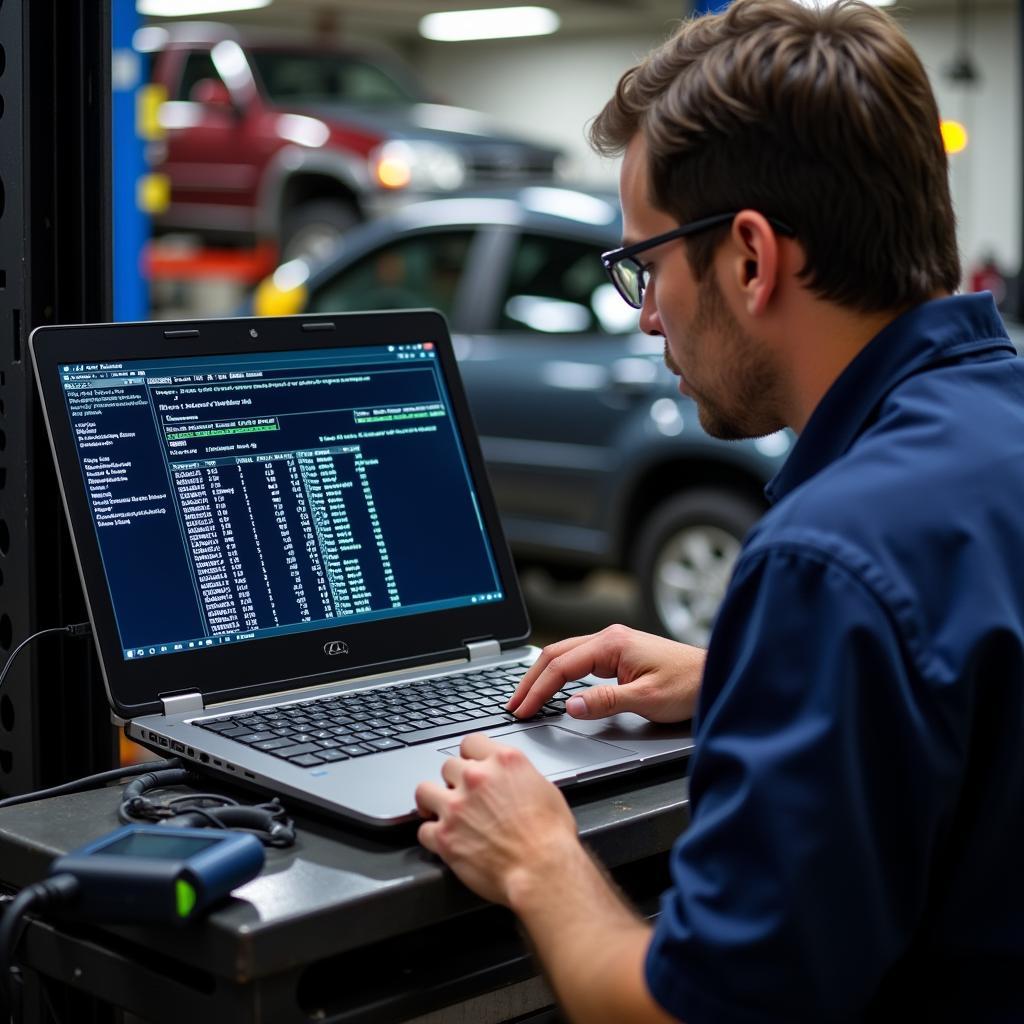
[639,290,663,337]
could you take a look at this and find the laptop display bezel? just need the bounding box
[31,310,530,719]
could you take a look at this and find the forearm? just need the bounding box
[507,840,679,1024]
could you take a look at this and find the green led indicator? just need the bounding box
[175,878,197,918]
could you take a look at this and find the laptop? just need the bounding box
[31,311,693,827]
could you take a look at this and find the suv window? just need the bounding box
[499,233,639,335]
[176,52,225,102]
[249,51,417,105]
[308,231,474,318]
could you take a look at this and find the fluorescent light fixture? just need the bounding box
[420,6,560,42]
[791,0,894,6]
[137,0,272,16]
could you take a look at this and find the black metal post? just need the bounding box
[0,0,118,797]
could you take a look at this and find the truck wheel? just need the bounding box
[280,200,359,264]
[633,489,762,645]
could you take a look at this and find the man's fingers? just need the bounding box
[505,635,588,712]
[417,819,440,853]
[565,683,636,720]
[513,638,622,720]
[415,780,449,819]
[440,756,465,788]
[460,731,499,760]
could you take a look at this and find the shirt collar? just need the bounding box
[766,293,1014,505]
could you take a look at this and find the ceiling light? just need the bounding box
[420,6,560,42]
[136,0,272,17]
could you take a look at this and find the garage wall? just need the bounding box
[414,8,1020,281]
[905,7,1020,276]
[414,33,669,187]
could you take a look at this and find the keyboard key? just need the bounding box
[253,737,295,752]
[317,749,350,763]
[340,744,375,757]
[201,720,242,733]
[365,738,405,751]
[234,731,277,745]
[274,742,322,758]
[289,753,325,767]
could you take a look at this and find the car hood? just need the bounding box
[289,100,562,158]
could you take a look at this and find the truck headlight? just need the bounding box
[370,140,466,191]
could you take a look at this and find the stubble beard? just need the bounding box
[673,275,785,441]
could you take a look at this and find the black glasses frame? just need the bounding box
[600,211,796,309]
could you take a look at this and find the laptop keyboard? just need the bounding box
[194,662,589,768]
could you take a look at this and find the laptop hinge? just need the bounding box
[160,692,205,716]
[465,638,501,662]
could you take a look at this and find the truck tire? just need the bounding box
[633,488,762,645]
[280,199,359,264]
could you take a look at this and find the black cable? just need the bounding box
[117,769,296,846]
[0,758,182,810]
[0,622,92,694]
[0,874,80,1012]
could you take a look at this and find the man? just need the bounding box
[415,0,1024,1019]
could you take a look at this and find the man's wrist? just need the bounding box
[504,830,591,916]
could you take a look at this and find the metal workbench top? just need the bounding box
[0,763,689,986]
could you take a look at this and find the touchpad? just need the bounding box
[440,726,636,777]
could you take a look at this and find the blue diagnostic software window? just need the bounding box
[59,343,503,660]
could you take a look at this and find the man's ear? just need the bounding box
[728,211,780,316]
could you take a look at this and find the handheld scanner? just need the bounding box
[49,825,265,925]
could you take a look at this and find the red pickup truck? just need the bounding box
[148,23,562,262]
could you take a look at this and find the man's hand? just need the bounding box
[506,624,706,724]
[415,732,578,906]
[415,732,680,1023]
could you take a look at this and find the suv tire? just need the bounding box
[281,199,359,264]
[633,488,762,646]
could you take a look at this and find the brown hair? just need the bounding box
[590,0,961,312]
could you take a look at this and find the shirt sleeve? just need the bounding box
[645,541,963,1024]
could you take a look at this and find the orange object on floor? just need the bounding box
[145,241,279,284]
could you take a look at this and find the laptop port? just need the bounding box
[187,747,194,757]
[199,753,209,764]
[171,741,185,753]
[213,759,222,767]
[158,737,169,747]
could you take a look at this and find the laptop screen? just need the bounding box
[57,341,504,662]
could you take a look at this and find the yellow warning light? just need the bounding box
[138,83,168,141]
[374,157,414,190]
[940,120,968,155]
[137,173,171,215]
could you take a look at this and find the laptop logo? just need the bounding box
[323,640,349,656]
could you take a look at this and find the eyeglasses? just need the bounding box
[600,211,796,309]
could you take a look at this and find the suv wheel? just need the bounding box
[633,489,761,645]
[281,199,359,264]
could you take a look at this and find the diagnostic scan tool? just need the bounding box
[49,824,264,924]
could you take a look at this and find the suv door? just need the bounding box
[455,228,666,555]
[161,47,263,236]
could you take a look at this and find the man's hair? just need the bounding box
[590,0,961,312]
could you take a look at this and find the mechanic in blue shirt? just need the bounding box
[414,0,1024,1020]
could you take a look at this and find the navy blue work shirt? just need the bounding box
[646,294,1024,1023]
